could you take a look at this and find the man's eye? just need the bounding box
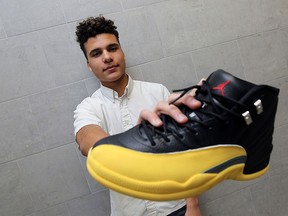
[92,52,101,57]
[108,46,118,52]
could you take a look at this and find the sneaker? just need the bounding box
[87,69,280,201]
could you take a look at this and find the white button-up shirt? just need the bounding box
[74,76,185,216]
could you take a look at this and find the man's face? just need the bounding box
[84,33,126,84]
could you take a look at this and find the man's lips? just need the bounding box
[103,65,119,72]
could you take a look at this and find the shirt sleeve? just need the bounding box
[73,97,103,136]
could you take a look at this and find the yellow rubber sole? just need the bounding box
[87,144,268,201]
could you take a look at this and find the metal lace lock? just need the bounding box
[242,111,253,125]
[254,99,263,114]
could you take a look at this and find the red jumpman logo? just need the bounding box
[212,80,231,96]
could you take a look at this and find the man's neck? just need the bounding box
[102,74,129,97]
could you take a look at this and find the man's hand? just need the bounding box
[138,84,202,126]
[185,197,201,216]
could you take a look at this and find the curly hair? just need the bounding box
[75,16,119,59]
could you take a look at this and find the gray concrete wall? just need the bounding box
[0,0,287,215]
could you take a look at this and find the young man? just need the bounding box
[74,16,201,216]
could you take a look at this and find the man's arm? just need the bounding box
[76,124,108,156]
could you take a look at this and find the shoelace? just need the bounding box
[140,81,252,146]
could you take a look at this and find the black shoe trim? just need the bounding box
[204,155,247,174]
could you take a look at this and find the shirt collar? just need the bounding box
[100,75,134,102]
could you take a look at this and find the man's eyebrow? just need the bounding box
[107,43,120,48]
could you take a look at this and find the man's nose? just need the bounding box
[102,50,112,63]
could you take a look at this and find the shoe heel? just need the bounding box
[233,164,269,180]
[242,90,278,175]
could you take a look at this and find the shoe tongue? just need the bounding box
[206,69,255,100]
